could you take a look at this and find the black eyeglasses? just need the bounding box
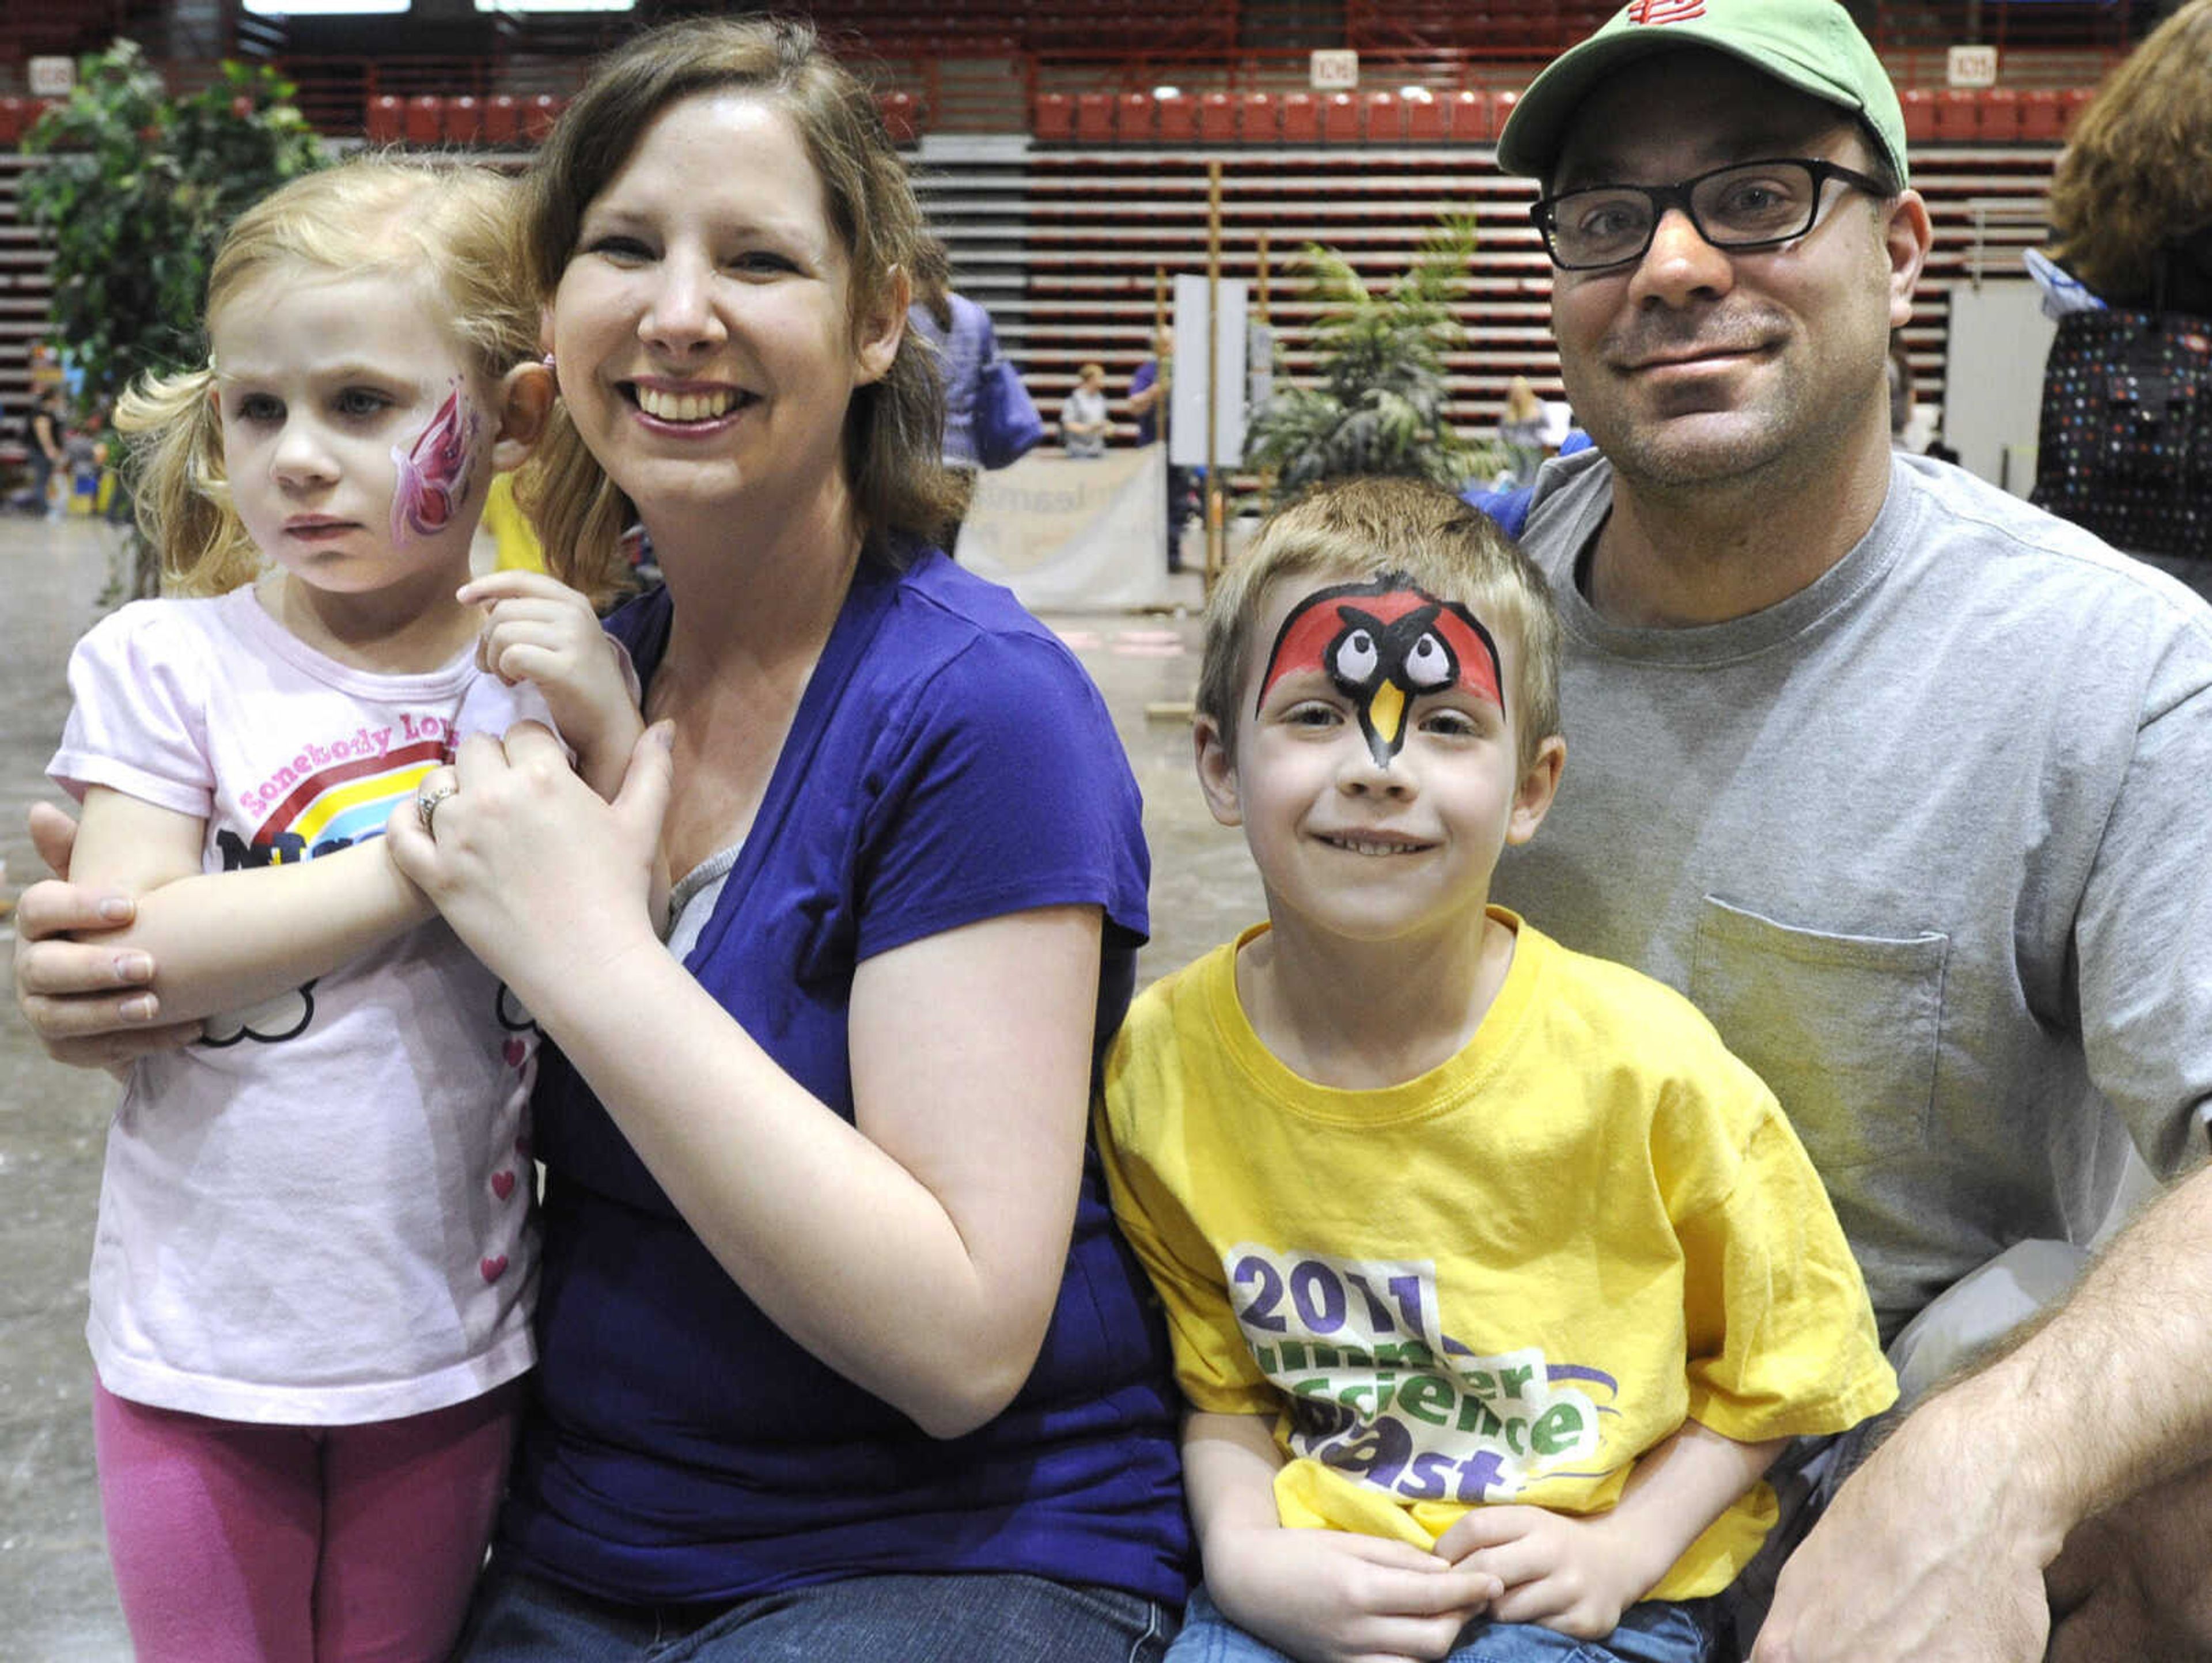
[1529,157,1894,271]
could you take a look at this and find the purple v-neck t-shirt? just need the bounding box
[499,550,1188,1607]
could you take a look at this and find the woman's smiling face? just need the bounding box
[544,90,902,532]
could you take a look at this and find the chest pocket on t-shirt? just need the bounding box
[1690,896,1948,1172]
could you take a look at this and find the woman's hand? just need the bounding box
[12,802,200,1071]
[386,720,672,1014]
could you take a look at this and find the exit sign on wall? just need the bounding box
[1948,44,2000,87]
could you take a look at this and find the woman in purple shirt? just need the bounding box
[17,17,1187,1660]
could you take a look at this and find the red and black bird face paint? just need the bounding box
[1258,577,1505,768]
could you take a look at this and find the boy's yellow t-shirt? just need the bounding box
[1097,911,1896,1600]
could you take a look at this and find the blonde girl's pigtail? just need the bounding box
[112,363,262,597]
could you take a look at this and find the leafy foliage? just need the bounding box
[1243,215,1500,503]
[21,41,325,401]
[19,41,325,595]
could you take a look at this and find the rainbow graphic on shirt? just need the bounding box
[219,725,455,872]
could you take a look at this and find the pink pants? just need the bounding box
[93,1377,519,1663]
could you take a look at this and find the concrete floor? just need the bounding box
[0,517,1262,1657]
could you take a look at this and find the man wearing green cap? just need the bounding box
[1490,1,2212,1659]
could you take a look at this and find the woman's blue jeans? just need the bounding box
[450,1559,1177,1662]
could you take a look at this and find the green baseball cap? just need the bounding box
[1497,0,1909,187]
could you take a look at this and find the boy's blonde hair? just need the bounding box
[1197,475,1560,770]
[115,156,538,597]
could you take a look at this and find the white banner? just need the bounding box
[957,446,1172,611]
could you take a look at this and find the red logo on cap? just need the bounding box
[1627,0,1707,21]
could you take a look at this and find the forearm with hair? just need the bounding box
[1927,1162,2212,1539]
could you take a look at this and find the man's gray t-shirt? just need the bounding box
[1497,449,2212,1341]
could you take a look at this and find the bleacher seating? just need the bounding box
[444,95,483,145]
[1035,91,1075,142]
[1404,91,1445,143]
[0,14,2113,451]
[404,94,442,146]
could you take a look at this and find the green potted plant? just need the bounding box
[20,40,325,596]
[1243,215,1502,504]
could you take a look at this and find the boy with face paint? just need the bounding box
[1097,477,1892,1663]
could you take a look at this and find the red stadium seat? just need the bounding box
[522,94,563,143]
[1977,87,2021,142]
[1932,88,1977,142]
[1116,92,1155,143]
[404,94,442,146]
[2058,87,2092,137]
[1365,90,1403,143]
[1320,91,1360,143]
[0,97,26,145]
[444,95,483,145]
[1198,90,1236,143]
[1075,92,1115,143]
[1488,89,1518,140]
[2018,88,2064,141]
[877,90,918,144]
[1279,92,1320,143]
[1404,90,1446,142]
[366,94,403,144]
[483,93,520,145]
[1156,92,1198,143]
[1239,91,1278,143]
[1035,92,1074,142]
[1445,89,1489,142]
[1900,87,1937,143]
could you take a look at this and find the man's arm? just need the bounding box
[12,802,200,1069]
[1755,1161,2212,1662]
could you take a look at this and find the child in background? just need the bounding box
[1062,360,1111,458]
[1098,476,1894,1663]
[48,158,642,1662]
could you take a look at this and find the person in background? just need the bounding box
[2027,0,2212,591]
[1491,0,2212,1656]
[906,237,1041,551]
[2042,0,2212,319]
[26,387,65,517]
[1062,361,1111,459]
[1884,336,1914,446]
[1130,325,1192,573]
[1497,375,1549,488]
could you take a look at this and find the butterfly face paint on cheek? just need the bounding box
[390,380,483,546]
[1258,575,1505,768]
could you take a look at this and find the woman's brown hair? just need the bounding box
[2047,0,2212,305]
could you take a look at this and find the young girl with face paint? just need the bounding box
[45,158,641,1663]
[1098,476,1897,1663]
